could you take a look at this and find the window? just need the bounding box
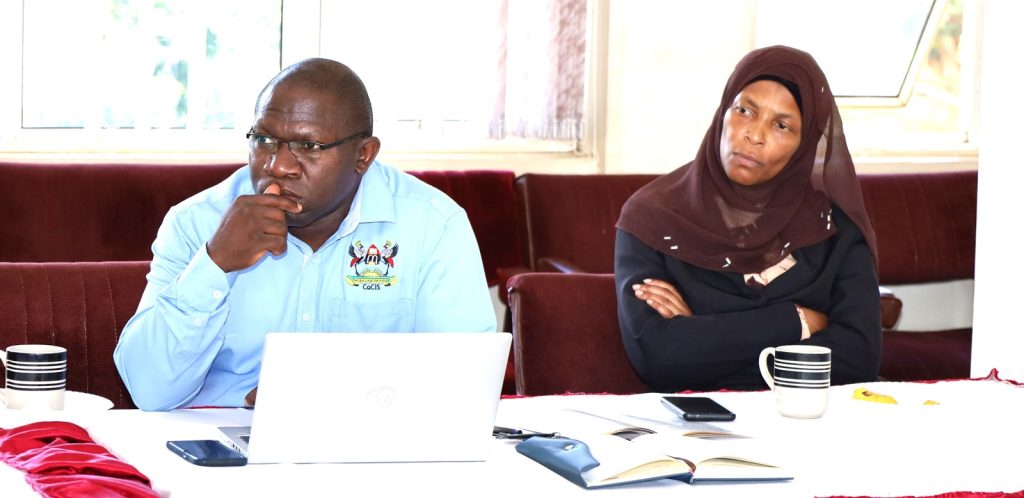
[1,0,590,157]
[755,0,972,155]
[22,0,281,130]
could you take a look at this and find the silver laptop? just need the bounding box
[219,332,511,464]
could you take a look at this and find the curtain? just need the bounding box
[491,0,588,142]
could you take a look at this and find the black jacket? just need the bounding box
[615,206,882,392]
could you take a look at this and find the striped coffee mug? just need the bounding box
[758,344,830,419]
[0,344,67,410]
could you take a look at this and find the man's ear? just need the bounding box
[354,136,381,175]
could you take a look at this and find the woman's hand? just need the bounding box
[632,278,693,318]
[797,304,829,335]
[245,386,258,407]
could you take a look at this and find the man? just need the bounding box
[114,58,496,411]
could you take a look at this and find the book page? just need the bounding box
[629,432,778,467]
[627,432,791,481]
[571,432,693,486]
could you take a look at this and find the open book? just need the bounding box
[515,409,791,488]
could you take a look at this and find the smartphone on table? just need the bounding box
[660,396,736,422]
[166,439,247,467]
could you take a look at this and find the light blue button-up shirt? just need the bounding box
[114,162,496,410]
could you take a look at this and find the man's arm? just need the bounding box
[411,209,496,332]
[114,185,302,411]
[114,211,235,411]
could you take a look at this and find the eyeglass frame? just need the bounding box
[245,129,370,157]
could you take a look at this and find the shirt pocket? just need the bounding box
[329,297,414,332]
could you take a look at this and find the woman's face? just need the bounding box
[719,80,803,187]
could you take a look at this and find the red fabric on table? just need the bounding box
[0,421,157,498]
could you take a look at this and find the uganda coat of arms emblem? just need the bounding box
[345,240,398,289]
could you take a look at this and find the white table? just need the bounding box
[4,377,1024,497]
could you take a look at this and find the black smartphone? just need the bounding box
[660,396,736,422]
[166,439,247,467]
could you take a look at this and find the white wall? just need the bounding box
[971,0,1024,379]
[603,1,756,174]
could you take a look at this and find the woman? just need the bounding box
[615,45,881,392]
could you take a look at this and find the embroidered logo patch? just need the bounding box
[346,240,398,289]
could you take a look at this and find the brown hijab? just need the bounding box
[617,45,876,274]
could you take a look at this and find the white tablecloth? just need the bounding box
[3,376,1024,497]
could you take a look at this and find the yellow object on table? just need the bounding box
[853,388,898,404]
[852,387,941,405]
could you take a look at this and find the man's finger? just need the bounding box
[261,183,302,213]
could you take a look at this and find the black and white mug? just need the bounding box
[758,344,831,419]
[0,344,67,410]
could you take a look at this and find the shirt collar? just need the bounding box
[336,161,395,238]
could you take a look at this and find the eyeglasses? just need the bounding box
[246,129,369,159]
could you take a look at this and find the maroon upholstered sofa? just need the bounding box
[1,162,977,401]
[507,272,646,395]
[0,261,150,409]
[493,173,657,330]
[860,170,977,381]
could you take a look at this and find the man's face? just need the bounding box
[719,79,803,187]
[248,82,370,233]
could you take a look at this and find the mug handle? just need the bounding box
[758,347,776,389]
[0,349,5,405]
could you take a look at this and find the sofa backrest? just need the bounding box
[858,170,977,285]
[1,162,239,262]
[0,261,150,409]
[515,173,657,273]
[513,170,978,287]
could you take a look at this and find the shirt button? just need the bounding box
[302,313,311,322]
[212,290,223,299]
[192,318,203,326]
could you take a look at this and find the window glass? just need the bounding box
[755,0,934,98]
[756,0,969,152]
[21,0,282,130]
[12,0,586,155]
[840,0,965,147]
